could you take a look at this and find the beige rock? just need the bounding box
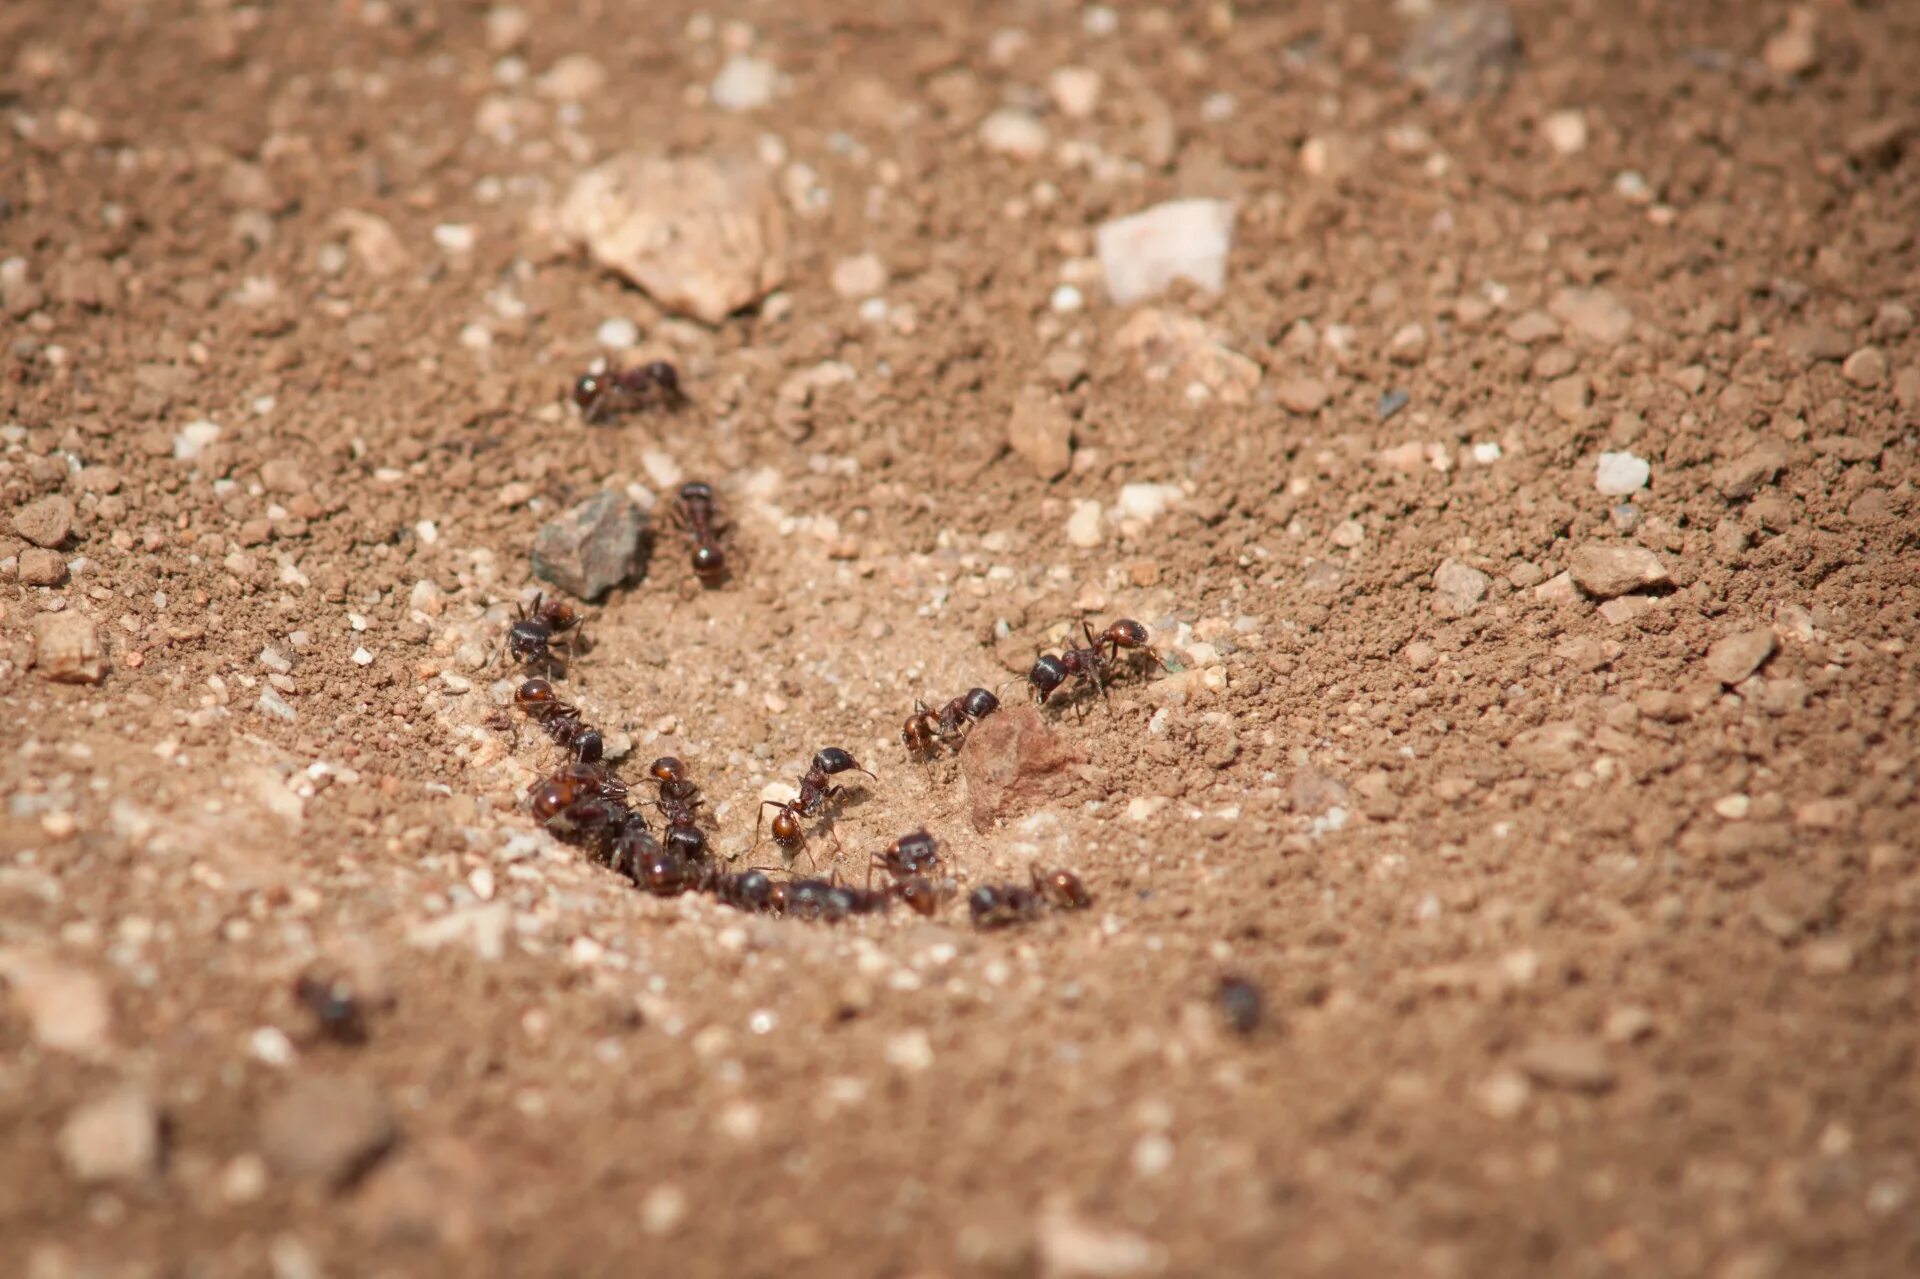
[32,612,108,683]
[0,951,112,1054]
[1276,377,1330,415]
[58,1088,160,1183]
[558,154,789,325]
[1518,1037,1615,1091]
[1113,308,1259,403]
[1567,544,1671,599]
[1432,558,1490,617]
[1705,628,1776,685]
[13,494,74,547]
[329,210,410,277]
[1007,388,1074,480]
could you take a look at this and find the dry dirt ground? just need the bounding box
[3,1,1919,1275]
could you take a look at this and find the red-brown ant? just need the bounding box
[756,747,875,861]
[968,867,1092,928]
[903,687,1000,757]
[649,757,710,862]
[672,481,730,585]
[872,828,940,880]
[571,359,685,423]
[1026,625,1110,707]
[513,677,603,762]
[506,592,581,674]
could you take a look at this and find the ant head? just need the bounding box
[571,372,604,408]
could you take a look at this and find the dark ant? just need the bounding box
[968,868,1093,928]
[872,828,940,880]
[968,882,1045,929]
[672,481,730,585]
[1026,623,1115,708]
[903,687,1000,757]
[571,359,685,423]
[649,757,709,862]
[293,974,368,1045]
[756,748,876,861]
[506,592,581,675]
[513,678,603,763]
[779,876,890,923]
[707,867,778,913]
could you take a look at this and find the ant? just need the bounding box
[528,761,628,840]
[1026,624,1111,707]
[756,747,876,862]
[505,592,582,675]
[707,867,779,914]
[1092,618,1163,672]
[780,876,890,923]
[872,828,940,880]
[968,868,1093,928]
[903,688,1002,758]
[293,974,368,1045]
[649,757,709,862]
[513,678,603,763]
[968,882,1045,929]
[571,359,685,423]
[672,481,730,586]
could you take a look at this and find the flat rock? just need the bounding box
[1007,388,1074,480]
[31,612,108,684]
[1550,287,1633,347]
[960,706,1086,833]
[1517,1037,1615,1092]
[261,1076,398,1186]
[1780,323,1852,363]
[1706,628,1777,685]
[13,494,74,548]
[58,1088,161,1183]
[1567,544,1671,599]
[1714,442,1790,500]
[1397,2,1522,100]
[557,153,789,325]
[1096,199,1236,305]
[0,951,112,1054]
[1432,558,1490,617]
[1276,377,1330,415]
[531,490,643,601]
[1113,308,1259,403]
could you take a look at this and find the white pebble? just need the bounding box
[830,252,887,299]
[459,323,492,351]
[1117,482,1182,522]
[1542,108,1589,156]
[1097,199,1236,305]
[173,419,222,460]
[643,1185,688,1235]
[1082,5,1118,36]
[710,54,777,111]
[979,108,1049,159]
[1065,499,1105,548]
[885,1029,934,1072]
[433,223,476,253]
[249,1026,296,1067]
[1200,92,1236,123]
[1047,66,1103,118]
[1049,284,1084,313]
[1472,442,1503,465]
[1594,451,1650,496]
[352,647,374,667]
[1132,1133,1174,1177]
[596,317,639,349]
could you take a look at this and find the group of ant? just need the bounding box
[511,671,1090,927]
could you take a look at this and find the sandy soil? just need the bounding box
[3,1,1918,1275]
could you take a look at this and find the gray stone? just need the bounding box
[1397,3,1522,100]
[13,494,74,548]
[1706,628,1777,685]
[531,490,643,601]
[1432,558,1490,617]
[58,1088,161,1183]
[1567,544,1671,600]
[1006,388,1074,481]
[261,1076,398,1186]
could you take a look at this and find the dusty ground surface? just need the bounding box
[3,0,1919,1275]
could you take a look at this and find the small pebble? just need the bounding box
[710,54,777,111]
[433,223,476,254]
[1065,500,1105,548]
[58,1088,161,1183]
[352,647,375,667]
[13,494,74,548]
[1376,389,1409,421]
[979,108,1049,159]
[595,317,639,349]
[1217,976,1263,1035]
[1594,451,1650,496]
